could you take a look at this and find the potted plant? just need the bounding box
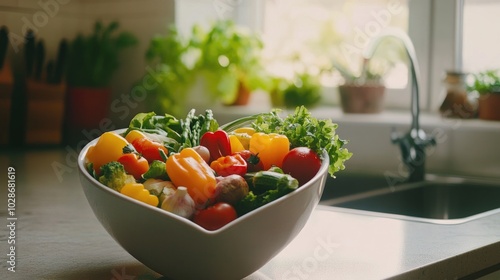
[65,20,138,128]
[141,25,198,118]
[334,57,389,114]
[195,20,270,106]
[469,69,500,121]
[272,71,321,109]
[333,37,404,114]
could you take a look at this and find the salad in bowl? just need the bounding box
[78,106,351,279]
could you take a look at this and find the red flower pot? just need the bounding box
[67,87,111,128]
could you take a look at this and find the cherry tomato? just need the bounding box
[235,150,264,172]
[193,202,237,231]
[117,153,149,180]
[132,137,168,162]
[282,147,321,186]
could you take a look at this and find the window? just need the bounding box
[258,0,437,109]
[260,0,410,89]
[462,0,500,73]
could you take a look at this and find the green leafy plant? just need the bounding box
[195,20,270,104]
[66,20,138,87]
[282,72,321,108]
[469,69,500,95]
[142,25,200,117]
[331,37,405,86]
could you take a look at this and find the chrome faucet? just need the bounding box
[363,29,436,183]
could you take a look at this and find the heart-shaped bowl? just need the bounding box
[78,129,329,280]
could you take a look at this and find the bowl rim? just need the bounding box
[78,128,330,235]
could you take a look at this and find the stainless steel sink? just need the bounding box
[320,174,500,224]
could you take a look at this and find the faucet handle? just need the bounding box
[390,127,403,144]
[415,129,436,148]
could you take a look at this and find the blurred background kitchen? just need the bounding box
[0,0,499,179]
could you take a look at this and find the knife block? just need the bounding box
[25,80,66,145]
[0,62,13,145]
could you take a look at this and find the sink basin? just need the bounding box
[320,175,500,224]
[321,172,392,201]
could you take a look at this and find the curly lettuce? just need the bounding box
[252,106,352,177]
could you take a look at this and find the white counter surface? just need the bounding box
[1,148,499,280]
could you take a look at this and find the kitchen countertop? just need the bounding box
[1,148,500,280]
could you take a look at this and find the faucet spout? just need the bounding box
[364,29,436,183]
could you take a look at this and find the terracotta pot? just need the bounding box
[66,87,111,128]
[478,94,500,121]
[225,82,251,106]
[338,84,385,113]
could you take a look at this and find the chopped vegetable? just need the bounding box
[236,169,298,215]
[179,109,219,150]
[236,150,264,172]
[244,168,298,195]
[98,161,136,191]
[200,130,232,163]
[249,132,289,170]
[124,129,147,144]
[166,147,217,207]
[120,183,159,207]
[142,160,169,180]
[210,154,247,177]
[86,132,129,174]
[117,153,149,180]
[192,145,211,163]
[161,186,196,219]
[193,202,237,231]
[213,174,249,205]
[282,147,322,186]
[124,109,219,153]
[143,178,174,197]
[228,134,245,153]
[131,137,168,162]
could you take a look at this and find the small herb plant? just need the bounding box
[332,37,405,86]
[195,20,269,104]
[66,20,138,87]
[469,69,500,95]
[142,25,200,117]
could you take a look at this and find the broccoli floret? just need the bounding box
[98,161,135,191]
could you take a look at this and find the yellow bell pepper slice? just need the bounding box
[166,148,217,207]
[86,132,128,174]
[125,129,146,144]
[121,183,159,207]
[234,127,256,136]
[229,135,245,153]
[249,132,290,170]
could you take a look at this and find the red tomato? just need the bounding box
[193,202,237,231]
[132,137,168,162]
[282,147,322,186]
[235,150,264,172]
[117,153,149,180]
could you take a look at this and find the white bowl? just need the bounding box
[78,130,329,280]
